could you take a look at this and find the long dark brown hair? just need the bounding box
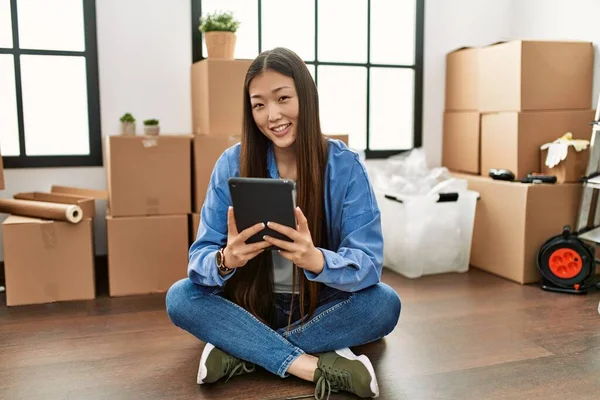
[224,47,329,329]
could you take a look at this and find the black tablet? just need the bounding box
[228,177,297,246]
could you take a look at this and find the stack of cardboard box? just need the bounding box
[189,59,252,242]
[442,40,595,284]
[2,187,100,306]
[104,135,191,297]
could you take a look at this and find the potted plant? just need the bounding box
[198,10,240,60]
[120,113,136,136]
[143,119,160,136]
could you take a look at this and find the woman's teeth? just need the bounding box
[273,123,290,132]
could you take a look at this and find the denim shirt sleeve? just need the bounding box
[304,157,383,292]
[188,152,237,287]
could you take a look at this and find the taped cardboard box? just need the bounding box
[106,214,188,297]
[2,216,95,306]
[191,59,252,136]
[105,135,192,217]
[480,109,594,179]
[193,135,240,212]
[191,213,201,245]
[452,172,581,284]
[445,46,479,111]
[442,111,481,174]
[478,40,593,112]
[13,191,96,219]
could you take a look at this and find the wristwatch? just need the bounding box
[216,247,233,274]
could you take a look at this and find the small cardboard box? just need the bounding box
[480,110,594,179]
[106,214,188,297]
[325,134,349,146]
[445,47,479,111]
[105,135,192,217]
[3,217,95,306]
[453,172,582,284]
[191,59,252,136]
[541,146,589,183]
[442,111,481,174]
[193,135,240,212]
[478,40,594,112]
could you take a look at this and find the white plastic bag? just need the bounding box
[377,189,479,278]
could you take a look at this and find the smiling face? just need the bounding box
[248,69,299,149]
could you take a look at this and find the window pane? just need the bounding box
[17,0,85,51]
[371,0,416,65]
[21,55,90,156]
[262,0,314,61]
[0,55,20,156]
[369,67,414,150]
[318,66,367,150]
[201,0,258,59]
[318,0,367,63]
[0,0,12,48]
[306,63,315,83]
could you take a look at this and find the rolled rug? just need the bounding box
[0,198,83,223]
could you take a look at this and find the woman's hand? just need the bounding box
[223,206,271,268]
[263,207,325,274]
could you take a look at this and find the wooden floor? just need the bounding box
[1,268,599,400]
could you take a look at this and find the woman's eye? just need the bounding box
[278,96,289,102]
[252,103,264,109]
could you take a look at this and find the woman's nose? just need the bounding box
[268,105,282,122]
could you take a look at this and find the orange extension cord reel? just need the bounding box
[537,225,600,294]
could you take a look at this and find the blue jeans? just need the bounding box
[165,279,401,378]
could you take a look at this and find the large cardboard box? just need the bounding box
[193,135,240,212]
[3,217,95,306]
[480,109,594,179]
[445,47,479,111]
[191,59,252,136]
[478,40,594,112]
[106,214,188,297]
[105,135,192,217]
[442,111,481,174]
[190,213,201,245]
[453,173,582,284]
[541,146,589,183]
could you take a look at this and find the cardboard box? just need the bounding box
[13,191,96,219]
[105,135,192,217]
[193,135,240,212]
[481,110,594,179]
[442,111,481,174]
[445,47,479,111]
[106,214,188,296]
[2,217,95,306]
[191,59,252,136]
[191,213,201,245]
[478,40,594,112]
[541,146,589,183]
[325,134,349,146]
[453,172,582,284]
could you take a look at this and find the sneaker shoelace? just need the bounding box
[313,367,352,400]
[223,356,255,383]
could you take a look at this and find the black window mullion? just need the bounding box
[366,0,371,154]
[10,0,26,160]
[258,0,262,53]
[83,0,102,166]
[191,0,202,62]
[413,0,425,149]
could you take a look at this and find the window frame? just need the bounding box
[192,0,424,159]
[0,0,102,169]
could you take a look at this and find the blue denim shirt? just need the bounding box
[189,138,384,292]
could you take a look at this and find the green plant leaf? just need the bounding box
[198,10,240,33]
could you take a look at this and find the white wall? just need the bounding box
[0,0,192,260]
[422,0,514,168]
[511,0,600,108]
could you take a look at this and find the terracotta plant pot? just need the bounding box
[144,125,160,136]
[204,31,236,59]
[121,122,136,136]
